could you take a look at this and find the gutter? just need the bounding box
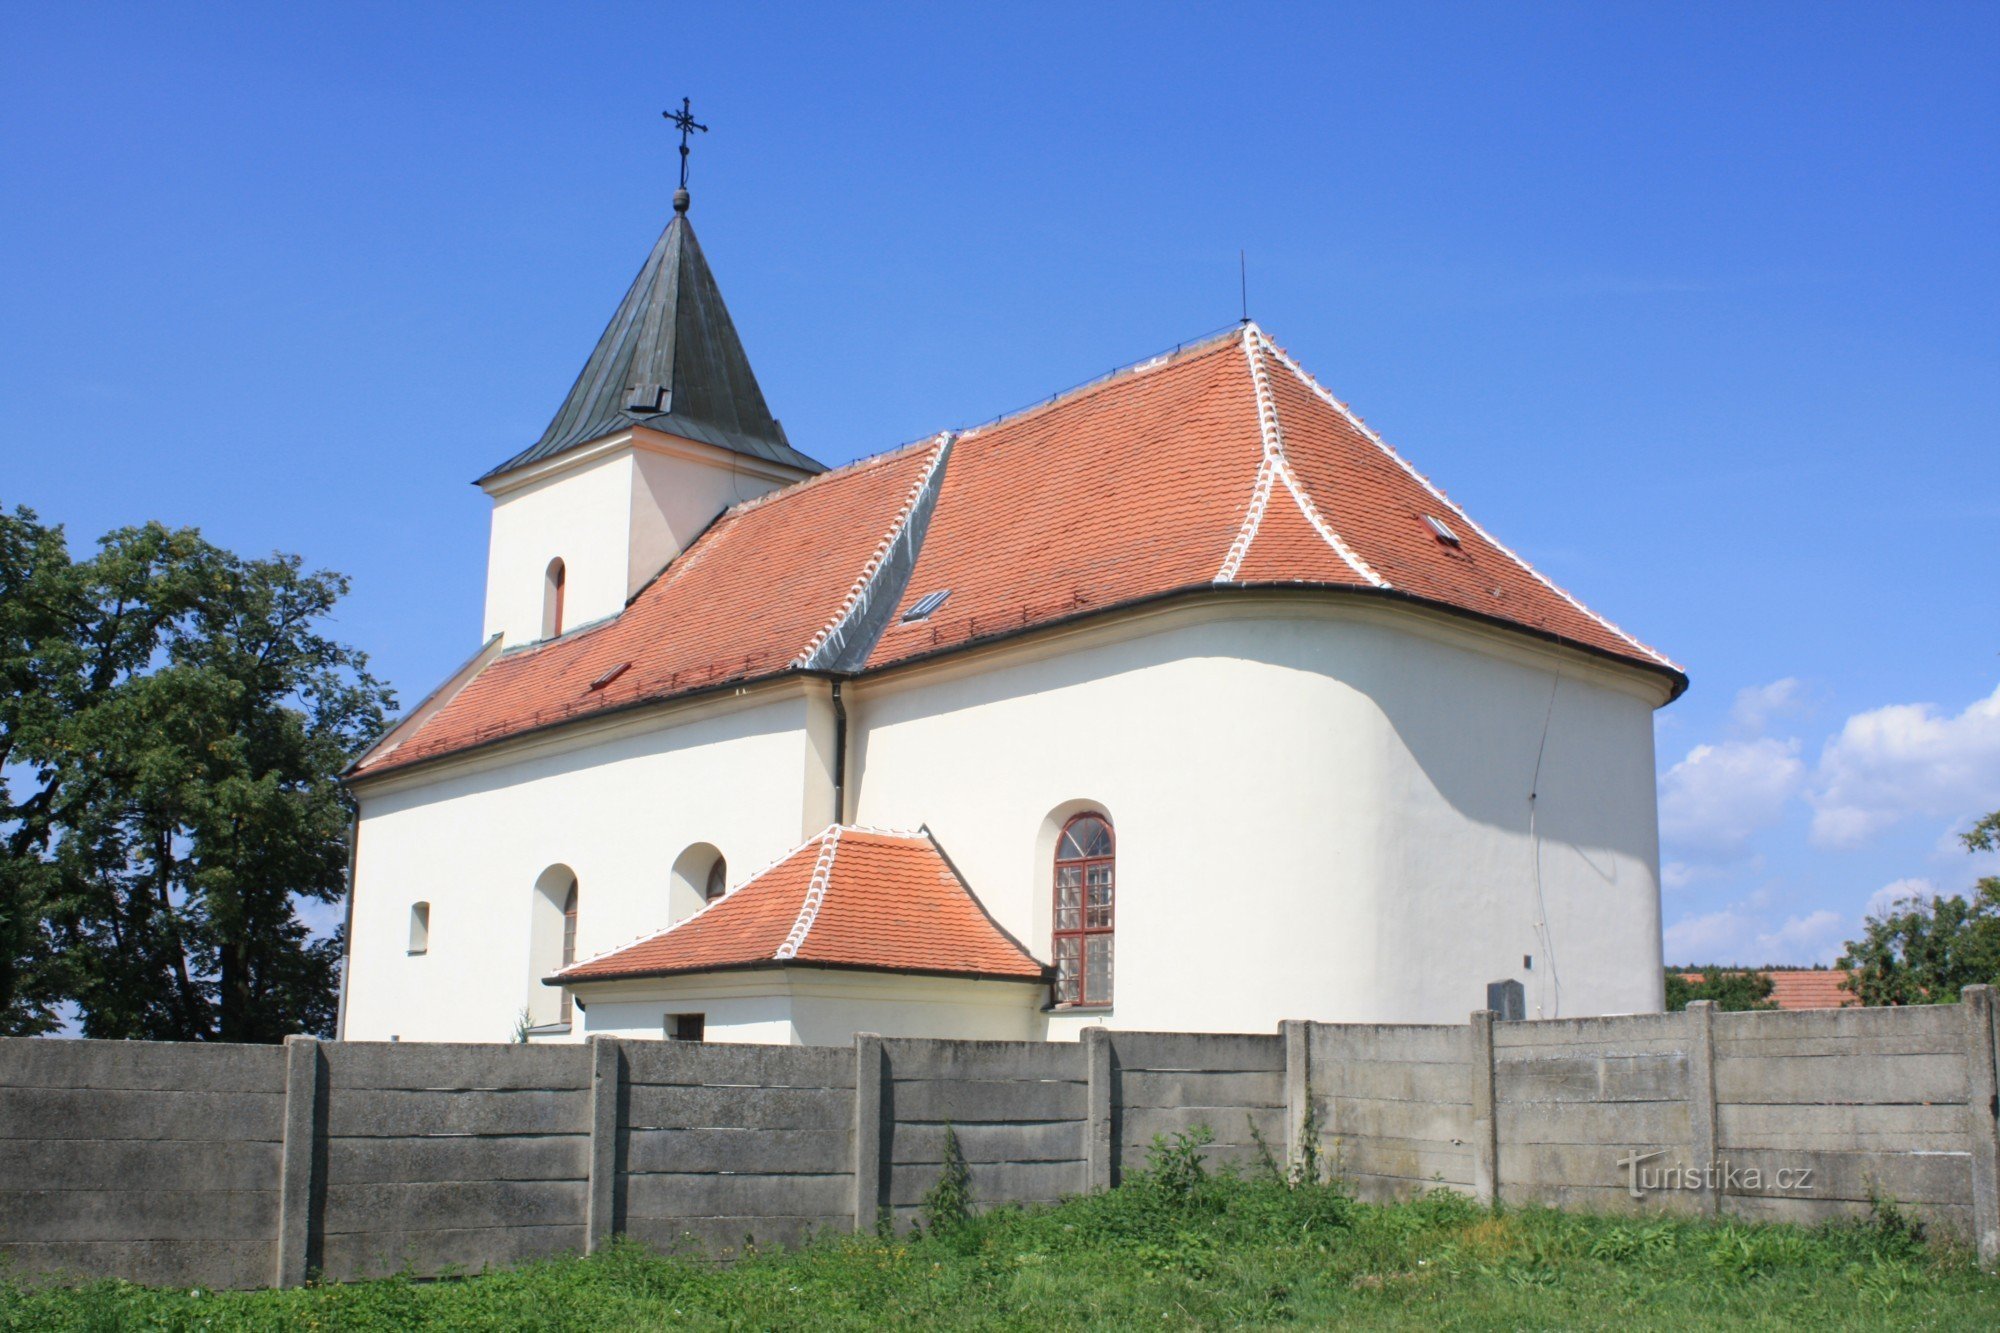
[830,679,848,824]
[550,956,1053,989]
[357,581,1686,790]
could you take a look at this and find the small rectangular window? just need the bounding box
[408,902,430,955]
[666,1012,706,1042]
[587,661,631,692]
[901,589,951,622]
[1423,515,1461,546]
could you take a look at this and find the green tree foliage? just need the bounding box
[1837,811,2000,1006]
[1663,967,1778,1012]
[0,504,392,1039]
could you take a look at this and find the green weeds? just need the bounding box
[2,1130,1994,1330]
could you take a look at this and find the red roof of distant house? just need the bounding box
[554,826,1047,986]
[1680,969,1857,1010]
[355,326,1681,778]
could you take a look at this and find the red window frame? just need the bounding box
[560,880,578,1024]
[1052,813,1114,1007]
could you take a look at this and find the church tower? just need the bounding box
[477,129,822,647]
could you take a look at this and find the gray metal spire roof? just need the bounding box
[483,202,823,481]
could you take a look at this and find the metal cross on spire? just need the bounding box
[664,97,707,212]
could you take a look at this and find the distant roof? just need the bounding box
[483,206,823,480]
[555,825,1047,985]
[1679,969,1857,1010]
[356,324,1683,780]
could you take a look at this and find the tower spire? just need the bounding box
[664,96,707,214]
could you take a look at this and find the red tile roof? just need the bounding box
[356,325,1680,778]
[1679,969,1857,1010]
[555,826,1047,985]
[354,438,946,774]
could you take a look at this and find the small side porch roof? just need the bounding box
[553,826,1047,987]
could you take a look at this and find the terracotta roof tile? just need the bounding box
[354,439,945,774]
[1678,969,1857,1010]
[359,325,1679,776]
[866,335,1261,667]
[556,827,1046,984]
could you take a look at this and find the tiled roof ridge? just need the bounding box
[711,432,942,523]
[774,825,843,960]
[952,325,1245,445]
[1254,330,1680,672]
[793,433,955,668]
[1217,326,1385,587]
[554,822,935,977]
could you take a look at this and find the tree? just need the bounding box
[1664,966,1777,1012]
[1837,811,2000,1006]
[0,504,392,1039]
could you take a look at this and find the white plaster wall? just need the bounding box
[482,451,635,645]
[344,691,821,1044]
[483,437,805,649]
[628,447,789,597]
[575,970,1046,1044]
[849,601,1668,1032]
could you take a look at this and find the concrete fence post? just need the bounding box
[275,1035,325,1287]
[854,1033,884,1232]
[1961,986,2000,1269]
[1084,1027,1114,1192]
[585,1037,622,1252]
[1685,1000,1721,1217]
[1281,1020,1311,1178]
[1469,1011,1498,1206]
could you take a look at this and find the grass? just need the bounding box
[4,1136,1996,1331]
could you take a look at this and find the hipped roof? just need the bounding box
[554,826,1047,986]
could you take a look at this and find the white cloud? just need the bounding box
[1753,910,1848,965]
[1865,877,1936,920]
[1810,683,2000,848]
[1660,738,1804,859]
[1665,904,1856,967]
[1731,678,1808,736]
[1663,909,1756,963]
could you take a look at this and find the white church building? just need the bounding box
[337,182,1686,1047]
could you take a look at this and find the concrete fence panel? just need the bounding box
[1110,1031,1286,1175]
[880,1039,1087,1229]
[1491,1012,1698,1217]
[316,1041,591,1282]
[1,993,1996,1289]
[1713,1004,1976,1234]
[0,1038,287,1289]
[1307,1022,1474,1199]
[621,1041,855,1257]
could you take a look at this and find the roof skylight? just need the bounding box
[1423,515,1461,546]
[902,589,952,623]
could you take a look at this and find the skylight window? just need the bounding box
[1423,515,1461,546]
[587,661,631,692]
[902,589,952,623]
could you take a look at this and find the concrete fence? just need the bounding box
[3,991,1998,1289]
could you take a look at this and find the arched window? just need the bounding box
[543,558,567,638]
[669,843,726,924]
[560,881,579,1024]
[530,864,578,1030]
[1053,813,1114,1007]
[408,902,430,955]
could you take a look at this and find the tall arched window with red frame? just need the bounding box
[1053,814,1114,1007]
[559,880,579,1023]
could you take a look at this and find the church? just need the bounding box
[337,163,1686,1047]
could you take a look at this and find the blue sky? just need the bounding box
[4,3,1996,966]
